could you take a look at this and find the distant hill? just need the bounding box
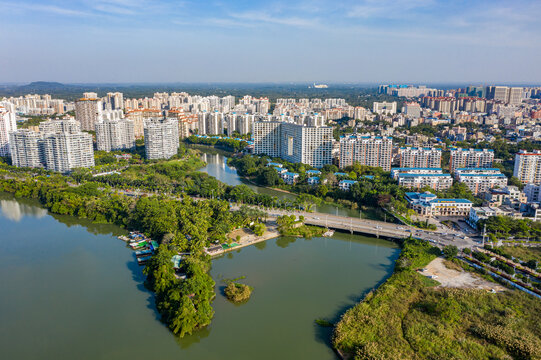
[18,81,73,91]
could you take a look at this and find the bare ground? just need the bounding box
[420,257,506,292]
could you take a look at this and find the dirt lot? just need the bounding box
[421,257,506,292]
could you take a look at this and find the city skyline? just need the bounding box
[1,0,541,84]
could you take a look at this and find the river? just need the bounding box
[199,150,386,220]
[0,193,399,359]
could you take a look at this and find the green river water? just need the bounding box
[0,154,399,359]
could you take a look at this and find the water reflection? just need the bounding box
[197,149,386,220]
[0,195,400,360]
[0,199,47,221]
[0,192,124,236]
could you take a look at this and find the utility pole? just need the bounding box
[482,224,487,247]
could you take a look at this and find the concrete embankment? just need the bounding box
[207,223,280,257]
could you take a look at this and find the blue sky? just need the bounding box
[1,0,540,84]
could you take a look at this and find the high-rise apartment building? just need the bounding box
[513,150,541,184]
[197,111,224,135]
[226,113,254,135]
[449,148,494,173]
[372,101,397,115]
[487,86,509,102]
[125,110,145,138]
[0,102,17,157]
[279,123,333,168]
[39,119,81,134]
[75,97,102,131]
[339,135,393,170]
[14,120,95,172]
[403,102,421,118]
[9,130,44,168]
[253,121,282,157]
[399,147,442,168]
[144,119,179,160]
[40,132,95,172]
[508,87,523,105]
[105,92,124,110]
[96,119,135,152]
[252,121,332,168]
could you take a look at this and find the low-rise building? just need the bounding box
[307,176,320,185]
[398,173,453,191]
[282,172,299,184]
[339,179,358,191]
[391,167,443,180]
[467,206,522,227]
[455,168,508,195]
[405,192,473,217]
[524,183,541,202]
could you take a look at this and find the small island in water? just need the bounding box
[224,282,253,303]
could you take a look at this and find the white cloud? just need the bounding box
[1,2,91,16]
[229,10,320,27]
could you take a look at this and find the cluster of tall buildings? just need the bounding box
[378,85,442,98]
[10,120,94,172]
[391,147,500,193]
[379,84,529,106]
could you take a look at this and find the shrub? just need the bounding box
[224,282,252,303]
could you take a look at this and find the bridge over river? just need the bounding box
[234,206,477,249]
[115,188,476,249]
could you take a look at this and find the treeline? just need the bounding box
[0,175,265,337]
[229,155,408,211]
[185,135,248,152]
[144,250,215,337]
[478,215,541,240]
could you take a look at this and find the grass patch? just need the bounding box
[333,239,541,360]
[499,246,541,264]
[278,224,326,238]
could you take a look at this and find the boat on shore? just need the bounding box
[323,230,335,237]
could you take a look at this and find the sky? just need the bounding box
[1,0,540,84]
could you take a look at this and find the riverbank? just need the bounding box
[333,239,541,360]
[206,222,281,257]
[0,191,401,360]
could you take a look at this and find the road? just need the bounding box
[115,189,477,249]
[233,205,477,249]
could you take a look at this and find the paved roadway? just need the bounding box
[115,189,478,249]
[233,205,478,249]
